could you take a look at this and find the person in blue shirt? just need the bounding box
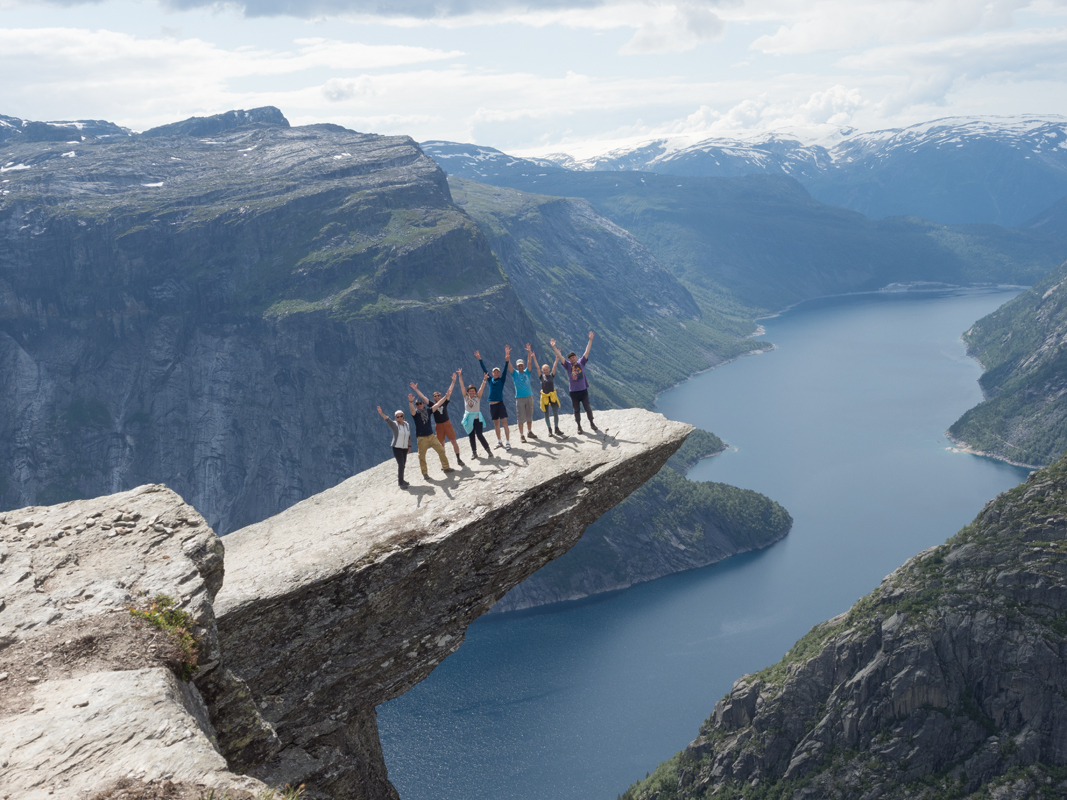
[509,343,538,443]
[477,345,512,451]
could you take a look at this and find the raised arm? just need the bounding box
[431,373,455,412]
[408,393,417,416]
[583,330,594,359]
[409,381,430,404]
[528,343,540,374]
[549,337,563,359]
[476,371,489,398]
[551,353,560,373]
[476,349,488,376]
[376,405,389,421]
[504,344,513,374]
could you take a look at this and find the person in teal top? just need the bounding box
[478,345,512,450]
[509,342,538,443]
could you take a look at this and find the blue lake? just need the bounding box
[377,288,1031,800]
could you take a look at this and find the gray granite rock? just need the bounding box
[0,484,265,799]
[624,455,1067,800]
[216,407,691,796]
[1,408,690,799]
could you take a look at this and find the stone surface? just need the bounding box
[0,667,262,799]
[1,407,690,800]
[623,454,1067,800]
[0,485,264,799]
[215,407,692,795]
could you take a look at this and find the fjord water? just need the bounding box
[377,288,1030,800]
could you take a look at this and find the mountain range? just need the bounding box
[427,116,1067,228]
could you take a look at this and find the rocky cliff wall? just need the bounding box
[623,454,1067,800]
[0,408,691,800]
[0,117,540,534]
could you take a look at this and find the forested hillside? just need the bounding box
[949,259,1067,467]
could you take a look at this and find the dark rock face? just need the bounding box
[623,455,1067,800]
[0,120,537,533]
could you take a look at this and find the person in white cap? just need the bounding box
[508,343,538,443]
[376,405,412,488]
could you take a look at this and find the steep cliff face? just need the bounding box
[949,259,1067,468]
[0,113,539,533]
[622,455,1067,800]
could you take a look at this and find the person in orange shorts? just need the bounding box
[410,373,464,467]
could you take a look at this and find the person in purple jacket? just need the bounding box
[550,330,598,434]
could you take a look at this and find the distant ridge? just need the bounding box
[141,106,290,138]
[425,115,1067,226]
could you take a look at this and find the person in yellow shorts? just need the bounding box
[529,347,564,437]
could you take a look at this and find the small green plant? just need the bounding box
[206,784,305,800]
[129,593,200,681]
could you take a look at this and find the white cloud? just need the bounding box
[620,3,726,53]
[749,0,1039,55]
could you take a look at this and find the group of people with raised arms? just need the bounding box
[376,331,597,488]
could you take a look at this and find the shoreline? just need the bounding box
[753,282,1028,322]
[651,342,778,414]
[944,432,1044,471]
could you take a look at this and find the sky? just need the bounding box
[2,0,1066,156]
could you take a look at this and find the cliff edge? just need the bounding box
[0,407,690,799]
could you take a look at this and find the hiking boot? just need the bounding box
[399,480,410,488]
[457,455,465,466]
[555,426,564,436]
[576,425,584,434]
[528,431,538,439]
[520,435,527,443]
[443,467,455,473]
[589,421,599,432]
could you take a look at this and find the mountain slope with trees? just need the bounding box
[621,454,1067,800]
[949,259,1067,467]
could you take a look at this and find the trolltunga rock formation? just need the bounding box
[0,407,692,799]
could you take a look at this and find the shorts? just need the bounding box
[490,401,508,421]
[515,395,534,426]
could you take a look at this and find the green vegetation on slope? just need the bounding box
[450,177,770,409]
[495,429,792,611]
[465,170,1066,315]
[619,455,1067,800]
[949,260,1067,467]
